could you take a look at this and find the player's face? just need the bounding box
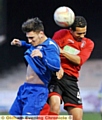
[71,26,87,42]
[26,31,43,46]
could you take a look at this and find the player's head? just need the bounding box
[22,17,46,46]
[70,16,87,41]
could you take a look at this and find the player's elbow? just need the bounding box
[76,61,81,65]
[75,57,81,65]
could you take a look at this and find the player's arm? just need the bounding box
[41,45,60,72]
[60,47,81,65]
[53,30,80,65]
[31,44,60,72]
[78,40,94,65]
[21,40,31,48]
[11,39,31,48]
[60,40,94,65]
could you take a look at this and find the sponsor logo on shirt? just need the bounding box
[81,40,86,48]
[63,45,80,55]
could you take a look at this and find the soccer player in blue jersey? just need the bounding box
[9,17,60,116]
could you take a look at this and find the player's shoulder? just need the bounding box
[55,29,69,33]
[83,37,94,47]
[53,29,69,39]
[47,38,58,48]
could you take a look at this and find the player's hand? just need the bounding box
[56,67,64,79]
[31,49,43,58]
[11,39,21,47]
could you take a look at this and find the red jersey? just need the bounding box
[52,29,94,78]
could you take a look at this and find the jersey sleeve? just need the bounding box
[21,40,31,48]
[78,39,94,65]
[41,42,60,72]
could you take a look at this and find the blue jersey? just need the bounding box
[21,38,60,87]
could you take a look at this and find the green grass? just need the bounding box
[83,112,102,120]
[60,112,102,120]
[0,112,9,115]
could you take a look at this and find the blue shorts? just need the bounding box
[9,83,49,115]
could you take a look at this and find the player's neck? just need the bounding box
[41,35,48,43]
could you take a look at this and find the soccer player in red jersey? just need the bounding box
[48,16,94,120]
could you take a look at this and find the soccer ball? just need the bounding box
[54,6,75,27]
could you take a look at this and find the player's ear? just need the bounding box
[39,31,44,38]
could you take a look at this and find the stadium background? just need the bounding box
[0,0,102,120]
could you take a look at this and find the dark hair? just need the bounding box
[71,16,87,31]
[22,17,44,33]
